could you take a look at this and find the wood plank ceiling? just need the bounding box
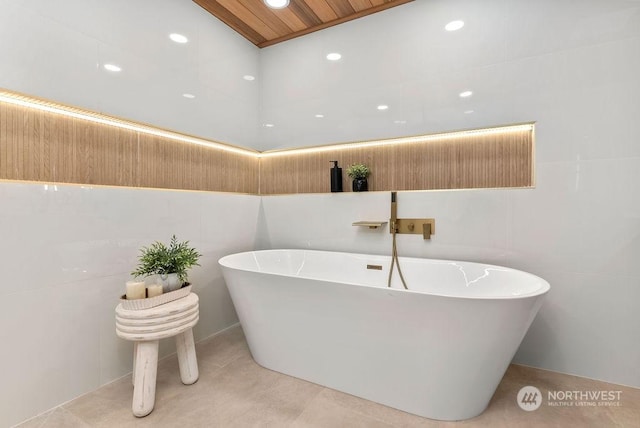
[193,0,414,48]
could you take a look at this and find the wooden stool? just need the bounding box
[116,293,199,417]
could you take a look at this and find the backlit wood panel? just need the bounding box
[193,0,414,48]
[0,101,258,193]
[259,128,534,194]
[0,91,532,197]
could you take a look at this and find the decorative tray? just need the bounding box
[119,284,192,310]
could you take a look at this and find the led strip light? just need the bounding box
[0,90,259,157]
[0,89,533,159]
[258,123,534,158]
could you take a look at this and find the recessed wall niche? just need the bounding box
[0,90,259,194]
[259,125,534,194]
[0,89,534,194]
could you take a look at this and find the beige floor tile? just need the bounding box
[62,356,224,428]
[18,325,640,428]
[61,374,146,427]
[61,347,322,428]
[16,408,89,428]
[63,376,133,426]
[196,324,250,370]
[291,392,395,428]
[164,353,324,427]
[491,364,640,428]
[315,388,440,428]
[14,416,43,428]
[13,410,55,428]
[442,364,637,428]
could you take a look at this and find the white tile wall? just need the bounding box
[0,181,260,428]
[258,161,640,389]
[257,190,512,266]
[257,0,640,151]
[254,0,640,392]
[0,0,261,148]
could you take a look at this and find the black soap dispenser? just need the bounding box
[330,161,343,192]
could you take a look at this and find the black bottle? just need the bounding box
[330,161,343,192]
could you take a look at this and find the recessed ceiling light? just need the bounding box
[377,105,389,111]
[264,0,289,9]
[103,64,121,72]
[326,53,342,61]
[264,123,275,128]
[459,90,473,98]
[243,75,256,81]
[315,114,324,118]
[182,93,195,99]
[445,20,465,31]
[394,120,407,124]
[464,110,474,114]
[169,33,188,43]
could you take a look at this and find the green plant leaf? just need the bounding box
[131,235,202,283]
[346,163,371,179]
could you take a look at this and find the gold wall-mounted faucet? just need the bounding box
[389,191,435,240]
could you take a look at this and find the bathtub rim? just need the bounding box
[219,249,550,301]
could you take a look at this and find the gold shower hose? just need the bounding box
[387,221,409,290]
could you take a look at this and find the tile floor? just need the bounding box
[17,326,640,428]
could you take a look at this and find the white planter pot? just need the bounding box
[159,273,182,292]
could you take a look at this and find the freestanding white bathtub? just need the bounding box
[219,249,549,421]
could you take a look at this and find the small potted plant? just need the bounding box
[131,235,201,292]
[346,163,371,192]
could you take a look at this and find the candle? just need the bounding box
[147,284,163,298]
[126,281,146,300]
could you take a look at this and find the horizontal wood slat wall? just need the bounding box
[0,101,258,193]
[259,128,534,194]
